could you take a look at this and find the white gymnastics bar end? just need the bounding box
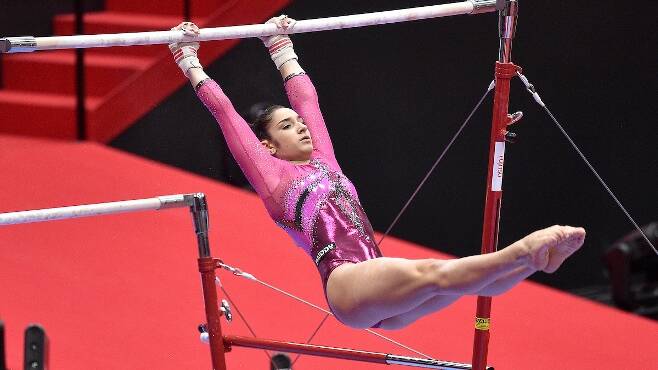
[0,193,205,225]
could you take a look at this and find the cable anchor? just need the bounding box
[516,72,545,107]
[215,259,256,280]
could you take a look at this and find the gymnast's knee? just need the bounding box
[326,286,381,329]
[327,302,380,329]
[375,316,410,330]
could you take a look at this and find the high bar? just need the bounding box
[0,1,497,53]
[0,194,199,225]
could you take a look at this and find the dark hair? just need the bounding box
[247,103,285,140]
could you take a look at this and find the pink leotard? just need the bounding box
[196,74,382,291]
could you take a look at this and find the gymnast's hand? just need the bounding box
[169,22,202,77]
[260,15,298,70]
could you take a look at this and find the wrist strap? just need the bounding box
[195,78,212,92]
[284,71,306,83]
[171,43,202,76]
[266,35,297,70]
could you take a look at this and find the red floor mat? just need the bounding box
[0,135,656,369]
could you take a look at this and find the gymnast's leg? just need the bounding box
[326,225,585,329]
[375,266,535,329]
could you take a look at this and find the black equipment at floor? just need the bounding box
[603,222,658,316]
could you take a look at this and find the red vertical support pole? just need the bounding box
[199,258,228,370]
[472,2,519,368]
[189,193,228,370]
[471,61,520,370]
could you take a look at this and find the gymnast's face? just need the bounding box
[262,108,313,163]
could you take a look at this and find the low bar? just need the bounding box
[0,1,496,53]
[0,194,195,225]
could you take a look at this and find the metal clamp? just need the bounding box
[0,37,37,53]
[498,0,519,63]
[469,0,497,14]
[188,193,210,258]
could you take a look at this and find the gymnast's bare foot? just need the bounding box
[517,225,586,273]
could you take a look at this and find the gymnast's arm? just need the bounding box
[187,65,210,89]
[262,16,339,169]
[169,22,281,199]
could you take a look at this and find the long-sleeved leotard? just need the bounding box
[196,74,382,292]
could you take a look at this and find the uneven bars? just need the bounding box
[0,0,497,53]
[0,194,198,225]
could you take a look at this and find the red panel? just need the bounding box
[1,0,292,142]
[2,51,149,97]
[53,12,187,36]
[86,0,293,143]
[105,0,186,16]
[104,0,252,18]
[0,92,99,139]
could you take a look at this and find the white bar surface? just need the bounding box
[0,195,187,225]
[25,1,492,51]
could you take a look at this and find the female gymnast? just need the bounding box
[169,17,586,330]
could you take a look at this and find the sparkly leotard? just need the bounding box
[196,74,382,292]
